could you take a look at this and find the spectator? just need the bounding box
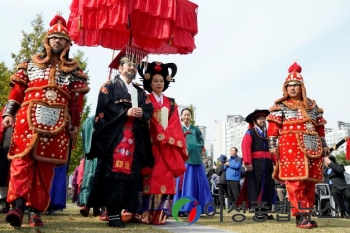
[210,168,220,206]
[323,155,350,219]
[202,147,213,184]
[275,181,286,202]
[217,155,228,208]
[0,108,12,213]
[225,147,242,208]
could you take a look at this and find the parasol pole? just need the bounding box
[128,14,133,46]
[108,50,116,80]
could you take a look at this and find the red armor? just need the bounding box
[7,56,89,164]
[267,98,326,182]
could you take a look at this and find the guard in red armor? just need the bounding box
[1,15,89,227]
[267,62,330,229]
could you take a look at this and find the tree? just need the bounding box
[0,62,11,107]
[68,50,91,174]
[68,103,91,174]
[335,152,350,166]
[188,104,196,126]
[11,13,46,67]
[9,14,91,174]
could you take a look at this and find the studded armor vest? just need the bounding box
[4,57,89,164]
[267,98,326,182]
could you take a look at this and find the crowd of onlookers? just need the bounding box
[204,149,350,218]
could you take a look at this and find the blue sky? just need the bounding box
[1,0,350,140]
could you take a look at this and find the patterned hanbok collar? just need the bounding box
[152,92,163,104]
[182,123,191,131]
[119,75,133,94]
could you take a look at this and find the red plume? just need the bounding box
[49,15,67,27]
[288,62,302,73]
[154,65,162,72]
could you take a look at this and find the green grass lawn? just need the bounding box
[0,204,349,233]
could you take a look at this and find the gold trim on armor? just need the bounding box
[25,85,71,100]
[27,101,68,135]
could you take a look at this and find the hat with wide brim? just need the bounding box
[245,109,270,124]
[218,155,227,163]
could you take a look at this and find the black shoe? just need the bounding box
[341,212,350,219]
[6,207,24,227]
[80,206,90,217]
[108,215,125,228]
[296,217,313,229]
[28,210,43,227]
[310,220,318,228]
[92,207,101,216]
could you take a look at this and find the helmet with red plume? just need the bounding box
[31,14,78,73]
[47,15,70,41]
[274,62,308,107]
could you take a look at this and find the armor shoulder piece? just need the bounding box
[306,98,316,109]
[266,103,283,124]
[10,68,29,86]
[70,68,90,94]
[72,68,88,80]
[269,104,281,112]
[16,60,29,71]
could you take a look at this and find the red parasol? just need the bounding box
[67,0,198,55]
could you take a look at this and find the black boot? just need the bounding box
[108,214,125,228]
[296,215,313,229]
[341,211,350,219]
[297,214,317,227]
[92,207,101,216]
[295,215,301,226]
[28,208,43,227]
[5,198,25,227]
[107,205,125,228]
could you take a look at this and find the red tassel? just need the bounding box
[346,138,350,161]
[50,15,67,27]
[288,62,302,73]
